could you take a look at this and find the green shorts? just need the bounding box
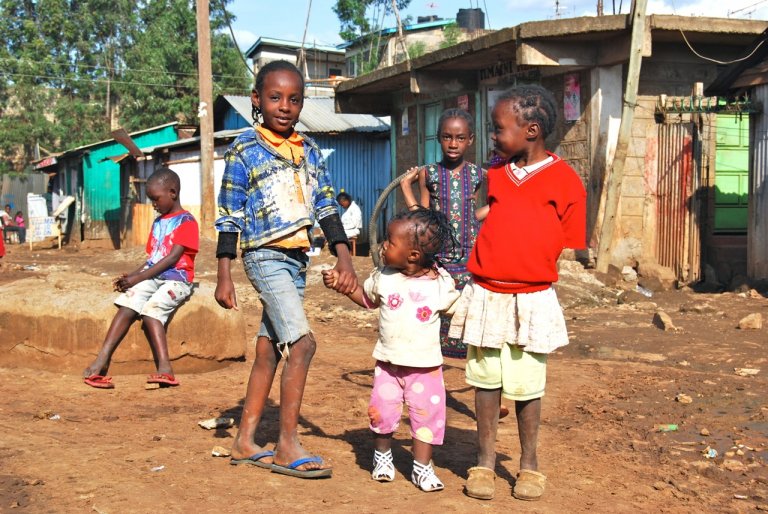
[465,344,547,401]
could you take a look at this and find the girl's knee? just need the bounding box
[294,333,317,357]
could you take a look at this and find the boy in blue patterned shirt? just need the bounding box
[215,61,357,479]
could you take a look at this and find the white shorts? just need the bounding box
[114,278,192,324]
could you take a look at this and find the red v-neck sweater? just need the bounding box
[467,153,587,293]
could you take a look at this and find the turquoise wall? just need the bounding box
[82,125,178,224]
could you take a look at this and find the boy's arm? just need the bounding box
[115,244,185,291]
[214,256,238,310]
[331,241,358,295]
[214,231,238,310]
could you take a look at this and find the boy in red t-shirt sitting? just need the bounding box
[83,167,199,389]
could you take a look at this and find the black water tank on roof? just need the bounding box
[456,8,484,30]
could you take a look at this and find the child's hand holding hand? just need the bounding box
[322,269,340,289]
[332,260,358,295]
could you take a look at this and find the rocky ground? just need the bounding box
[0,238,766,513]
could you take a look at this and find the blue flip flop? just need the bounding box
[271,456,332,479]
[230,450,274,469]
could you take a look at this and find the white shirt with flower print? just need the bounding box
[363,266,460,368]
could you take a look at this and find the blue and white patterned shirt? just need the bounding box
[215,129,339,250]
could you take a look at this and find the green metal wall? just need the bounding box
[82,125,178,236]
[714,114,750,232]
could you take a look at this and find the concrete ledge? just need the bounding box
[0,273,246,373]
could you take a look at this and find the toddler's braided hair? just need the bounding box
[392,207,458,268]
[497,84,557,138]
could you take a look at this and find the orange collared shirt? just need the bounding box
[256,125,305,165]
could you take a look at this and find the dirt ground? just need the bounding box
[0,238,766,513]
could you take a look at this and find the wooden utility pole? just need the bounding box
[196,0,215,239]
[595,0,647,273]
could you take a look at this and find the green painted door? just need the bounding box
[424,102,441,164]
[714,114,749,232]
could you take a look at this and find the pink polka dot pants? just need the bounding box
[368,361,446,445]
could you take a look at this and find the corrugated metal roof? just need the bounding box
[138,128,247,154]
[223,95,390,133]
[245,37,343,58]
[56,122,179,157]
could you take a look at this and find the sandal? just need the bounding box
[465,466,495,500]
[411,460,444,492]
[512,469,546,501]
[372,449,395,482]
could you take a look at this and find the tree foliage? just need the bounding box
[0,0,250,173]
[333,0,411,76]
[333,0,411,42]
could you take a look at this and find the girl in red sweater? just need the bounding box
[450,84,586,501]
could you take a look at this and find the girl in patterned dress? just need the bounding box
[400,108,485,360]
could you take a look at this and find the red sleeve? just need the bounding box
[560,171,587,250]
[173,216,199,251]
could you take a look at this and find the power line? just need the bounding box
[728,0,768,16]
[0,70,245,93]
[678,29,766,65]
[0,56,247,81]
[218,0,255,78]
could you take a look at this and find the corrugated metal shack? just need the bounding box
[33,123,179,248]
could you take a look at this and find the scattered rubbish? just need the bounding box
[734,368,760,377]
[144,383,161,390]
[656,424,678,432]
[150,465,165,472]
[211,445,231,457]
[702,447,718,459]
[678,360,690,367]
[675,393,693,404]
[49,414,61,421]
[635,285,653,297]
[734,494,749,500]
[23,265,40,271]
[198,417,235,430]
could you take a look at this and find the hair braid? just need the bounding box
[438,107,475,135]
[497,84,557,138]
[393,207,458,268]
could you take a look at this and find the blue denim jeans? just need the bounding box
[243,247,310,347]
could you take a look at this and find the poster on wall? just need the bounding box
[564,73,580,122]
[457,94,469,111]
[401,109,409,136]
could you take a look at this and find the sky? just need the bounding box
[226,0,768,52]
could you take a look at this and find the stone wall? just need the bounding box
[0,273,246,373]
